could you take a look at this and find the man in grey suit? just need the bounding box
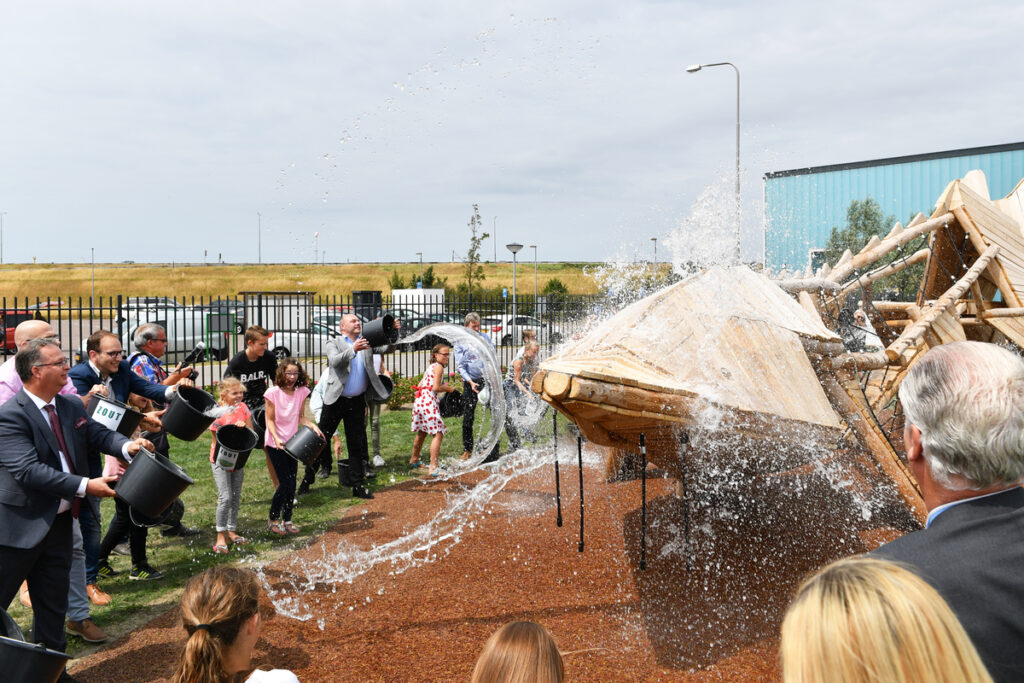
[0,338,150,677]
[873,341,1024,682]
[315,314,397,500]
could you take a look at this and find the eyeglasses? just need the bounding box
[35,358,70,369]
[101,350,124,358]
[154,338,168,343]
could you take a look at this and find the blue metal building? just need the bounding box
[763,142,1024,271]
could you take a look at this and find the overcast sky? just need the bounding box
[2,0,1022,266]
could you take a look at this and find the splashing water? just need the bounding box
[398,322,506,471]
[259,444,554,622]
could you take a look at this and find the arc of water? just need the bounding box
[398,322,506,469]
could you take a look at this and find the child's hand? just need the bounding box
[235,420,245,427]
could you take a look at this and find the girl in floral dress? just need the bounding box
[410,343,456,476]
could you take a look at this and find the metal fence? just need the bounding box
[0,293,598,386]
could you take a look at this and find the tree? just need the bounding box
[421,265,447,289]
[823,198,924,300]
[542,277,569,304]
[462,204,489,296]
[388,269,406,290]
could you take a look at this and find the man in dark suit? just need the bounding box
[873,341,1024,682]
[68,330,188,581]
[0,338,150,678]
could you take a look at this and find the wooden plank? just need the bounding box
[886,244,999,362]
[955,207,1022,308]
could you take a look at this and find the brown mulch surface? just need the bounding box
[70,445,904,682]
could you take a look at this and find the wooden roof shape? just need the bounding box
[533,266,843,455]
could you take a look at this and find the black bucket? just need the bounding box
[362,314,398,346]
[0,607,71,683]
[284,426,326,466]
[368,374,394,404]
[116,448,195,518]
[87,394,144,437]
[162,386,218,441]
[215,425,258,470]
[251,406,266,449]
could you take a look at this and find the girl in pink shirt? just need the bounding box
[263,358,321,536]
[208,377,253,553]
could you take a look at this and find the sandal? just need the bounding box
[212,544,229,554]
[408,459,423,470]
[268,520,286,536]
[283,521,301,534]
[229,535,248,545]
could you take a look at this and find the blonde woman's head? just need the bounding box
[470,621,563,683]
[781,556,992,683]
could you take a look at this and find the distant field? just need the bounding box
[0,261,600,299]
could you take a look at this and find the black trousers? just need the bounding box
[99,483,149,568]
[0,511,73,651]
[462,378,502,461]
[318,395,367,487]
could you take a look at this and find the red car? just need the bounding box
[1,309,45,352]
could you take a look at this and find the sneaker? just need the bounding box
[372,455,386,468]
[161,524,201,538]
[96,560,119,578]
[86,584,112,606]
[296,482,310,496]
[111,542,130,556]
[129,565,164,581]
[351,485,374,500]
[66,618,109,643]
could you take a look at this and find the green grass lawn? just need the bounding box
[6,403,523,655]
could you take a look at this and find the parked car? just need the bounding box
[1,309,44,352]
[265,321,338,360]
[429,312,464,324]
[398,317,448,351]
[487,314,565,346]
[117,297,184,323]
[197,298,246,334]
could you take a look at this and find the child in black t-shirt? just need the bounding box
[225,325,279,487]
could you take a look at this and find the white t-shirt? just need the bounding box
[247,669,299,683]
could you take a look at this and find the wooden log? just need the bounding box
[885,245,1000,363]
[837,248,930,300]
[797,291,821,320]
[776,278,842,294]
[801,338,846,357]
[820,370,927,524]
[872,301,918,315]
[980,307,1024,318]
[827,212,954,285]
[536,370,571,399]
[953,206,1022,308]
[822,351,891,372]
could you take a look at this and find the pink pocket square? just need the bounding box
[74,417,88,430]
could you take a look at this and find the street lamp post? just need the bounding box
[686,61,741,262]
[416,252,423,287]
[507,242,523,343]
[0,212,6,264]
[530,245,538,301]
[651,237,657,265]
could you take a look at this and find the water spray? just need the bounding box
[679,431,693,571]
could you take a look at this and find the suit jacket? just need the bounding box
[0,389,129,549]
[873,487,1024,682]
[68,359,169,405]
[320,337,393,406]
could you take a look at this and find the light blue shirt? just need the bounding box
[925,488,1013,527]
[340,336,368,397]
[454,332,493,381]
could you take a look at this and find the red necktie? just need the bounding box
[44,404,80,518]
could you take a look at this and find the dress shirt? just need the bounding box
[340,336,368,397]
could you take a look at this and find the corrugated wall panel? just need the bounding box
[765,147,1024,270]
